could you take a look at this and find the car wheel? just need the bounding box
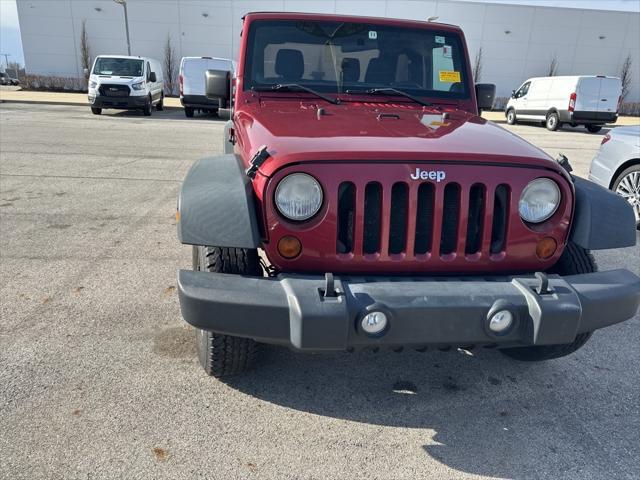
[91,107,102,115]
[545,112,560,131]
[613,165,640,228]
[184,107,194,118]
[500,242,597,361]
[586,124,602,133]
[192,245,263,377]
[143,96,152,116]
[506,109,517,125]
[156,94,164,111]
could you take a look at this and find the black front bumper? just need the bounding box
[89,95,147,109]
[178,269,640,352]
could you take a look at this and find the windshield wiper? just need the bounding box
[253,83,340,105]
[346,87,432,107]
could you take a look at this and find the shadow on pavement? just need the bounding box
[220,344,625,479]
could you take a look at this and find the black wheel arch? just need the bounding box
[609,158,640,189]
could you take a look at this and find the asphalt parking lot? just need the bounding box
[1,102,639,480]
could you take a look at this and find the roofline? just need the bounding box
[242,11,463,31]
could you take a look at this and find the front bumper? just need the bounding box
[88,94,147,109]
[178,269,640,351]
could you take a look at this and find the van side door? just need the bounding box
[513,81,531,118]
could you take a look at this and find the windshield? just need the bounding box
[244,20,469,99]
[92,58,144,77]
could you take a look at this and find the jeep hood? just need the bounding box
[235,99,561,177]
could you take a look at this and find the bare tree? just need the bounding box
[164,33,177,95]
[619,53,633,102]
[547,55,559,77]
[473,47,483,82]
[80,19,91,79]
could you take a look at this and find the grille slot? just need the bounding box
[414,183,435,254]
[389,183,408,254]
[465,184,485,254]
[490,184,510,254]
[335,179,510,261]
[440,183,461,255]
[337,182,356,254]
[363,182,382,254]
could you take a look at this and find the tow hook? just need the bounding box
[535,272,553,295]
[322,272,338,298]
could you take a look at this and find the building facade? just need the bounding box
[16,0,640,101]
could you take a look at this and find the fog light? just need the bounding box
[361,311,388,335]
[489,310,513,334]
[277,235,302,259]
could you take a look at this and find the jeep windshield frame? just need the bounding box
[243,19,471,101]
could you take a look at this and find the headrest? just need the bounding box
[275,49,304,81]
[341,58,360,83]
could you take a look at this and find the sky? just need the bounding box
[0,0,639,69]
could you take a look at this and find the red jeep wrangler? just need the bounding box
[177,12,640,377]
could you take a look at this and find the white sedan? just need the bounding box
[589,125,640,228]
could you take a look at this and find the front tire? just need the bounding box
[612,164,640,228]
[500,243,597,362]
[143,96,152,116]
[545,112,560,131]
[156,94,164,111]
[506,109,516,125]
[184,107,194,118]
[193,246,263,377]
[91,107,102,115]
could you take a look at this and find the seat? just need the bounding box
[341,58,360,83]
[275,49,304,82]
[365,57,393,85]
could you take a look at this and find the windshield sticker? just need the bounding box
[438,70,461,83]
[368,31,377,40]
[435,35,445,44]
[443,45,452,58]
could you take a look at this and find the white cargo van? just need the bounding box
[179,57,236,118]
[505,75,621,132]
[87,55,164,116]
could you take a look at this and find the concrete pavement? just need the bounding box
[1,102,639,480]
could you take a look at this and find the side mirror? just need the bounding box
[149,72,157,83]
[511,89,516,98]
[476,83,496,111]
[205,69,230,108]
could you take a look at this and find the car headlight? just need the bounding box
[518,178,561,223]
[89,80,97,89]
[131,82,144,90]
[275,173,323,221]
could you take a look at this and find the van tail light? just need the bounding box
[179,74,183,96]
[617,95,622,112]
[568,92,576,112]
[601,133,611,145]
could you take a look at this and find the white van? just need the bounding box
[87,55,164,116]
[179,57,236,118]
[505,75,621,132]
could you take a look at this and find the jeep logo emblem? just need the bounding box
[410,168,446,182]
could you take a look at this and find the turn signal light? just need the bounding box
[536,237,557,260]
[277,235,302,259]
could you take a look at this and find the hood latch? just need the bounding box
[245,145,270,179]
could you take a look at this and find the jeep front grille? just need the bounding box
[336,180,511,259]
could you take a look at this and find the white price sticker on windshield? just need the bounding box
[369,31,377,39]
[435,35,445,44]
[443,45,452,58]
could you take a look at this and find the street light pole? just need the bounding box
[113,0,131,56]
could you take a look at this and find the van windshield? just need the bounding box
[93,58,144,77]
[244,20,469,99]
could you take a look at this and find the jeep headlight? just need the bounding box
[518,178,561,223]
[131,82,144,90]
[275,173,323,221]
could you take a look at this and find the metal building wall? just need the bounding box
[16,0,640,101]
